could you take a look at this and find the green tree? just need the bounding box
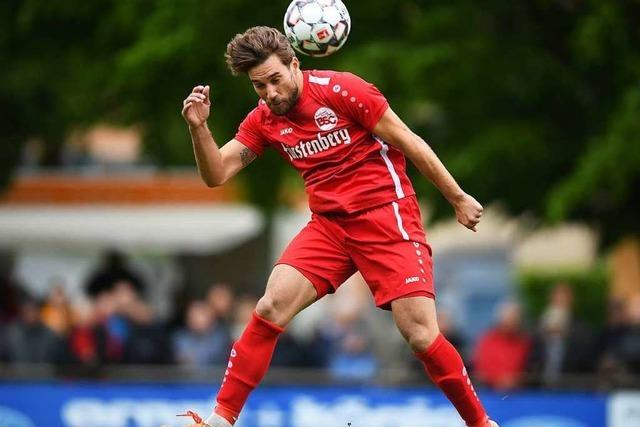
[334,0,640,245]
[1,0,638,245]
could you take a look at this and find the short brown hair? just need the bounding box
[225,26,296,75]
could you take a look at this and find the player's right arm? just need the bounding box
[182,85,257,187]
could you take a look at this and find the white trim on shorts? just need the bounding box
[392,201,410,241]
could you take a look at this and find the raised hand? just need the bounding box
[181,85,211,128]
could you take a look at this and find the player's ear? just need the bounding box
[290,56,300,73]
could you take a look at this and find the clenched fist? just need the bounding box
[453,193,483,232]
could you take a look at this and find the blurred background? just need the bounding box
[1,1,639,426]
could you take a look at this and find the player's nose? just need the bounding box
[266,85,278,101]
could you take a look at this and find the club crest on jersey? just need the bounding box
[314,107,338,131]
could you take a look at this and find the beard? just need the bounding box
[266,77,300,116]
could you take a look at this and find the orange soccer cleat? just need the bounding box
[177,410,232,427]
[177,410,206,426]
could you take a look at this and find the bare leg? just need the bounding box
[391,295,440,352]
[207,264,318,426]
[255,264,319,326]
[392,296,490,427]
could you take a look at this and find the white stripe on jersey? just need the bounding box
[309,75,330,85]
[374,136,405,199]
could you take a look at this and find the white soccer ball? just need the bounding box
[283,0,351,57]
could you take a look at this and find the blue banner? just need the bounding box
[0,382,606,427]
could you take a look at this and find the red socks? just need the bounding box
[415,334,488,427]
[214,311,284,424]
[213,315,485,426]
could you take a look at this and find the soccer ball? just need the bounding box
[283,0,351,57]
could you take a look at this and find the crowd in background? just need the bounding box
[1,253,640,391]
[0,253,375,380]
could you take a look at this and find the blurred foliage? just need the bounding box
[518,264,609,330]
[1,0,639,240]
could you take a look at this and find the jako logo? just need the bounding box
[0,406,35,427]
[405,276,419,284]
[314,107,338,131]
[280,127,293,135]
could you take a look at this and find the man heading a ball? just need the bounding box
[181,26,497,427]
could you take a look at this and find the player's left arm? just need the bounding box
[373,107,483,232]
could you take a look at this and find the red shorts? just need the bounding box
[276,195,434,310]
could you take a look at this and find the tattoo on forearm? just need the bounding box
[240,148,257,167]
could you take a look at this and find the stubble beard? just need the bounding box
[268,75,300,116]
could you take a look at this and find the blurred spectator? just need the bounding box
[68,300,98,364]
[206,282,234,325]
[271,329,320,368]
[85,251,144,297]
[609,294,640,374]
[6,297,66,363]
[114,280,170,364]
[87,279,168,364]
[528,282,595,386]
[231,294,259,340]
[112,279,154,325]
[40,282,73,336]
[437,309,465,353]
[323,309,378,381]
[125,321,172,364]
[0,274,24,324]
[596,299,629,356]
[173,300,231,366]
[67,279,168,365]
[596,298,633,388]
[92,289,126,363]
[271,324,328,368]
[473,301,531,390]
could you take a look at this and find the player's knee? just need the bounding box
[255,295,288,327]
[255,295,277,321]
[404,324,440,353]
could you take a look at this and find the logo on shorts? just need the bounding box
[405,276,420,284]
[314,107,338,131]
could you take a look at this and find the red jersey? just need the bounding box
[235,70,415,215]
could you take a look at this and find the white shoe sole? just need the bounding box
[203,413,232,427]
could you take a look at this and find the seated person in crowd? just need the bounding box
[173,300,232,366]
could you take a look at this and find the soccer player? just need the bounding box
[180,26,498,427]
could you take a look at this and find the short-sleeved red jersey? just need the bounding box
[235,70,415,214]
